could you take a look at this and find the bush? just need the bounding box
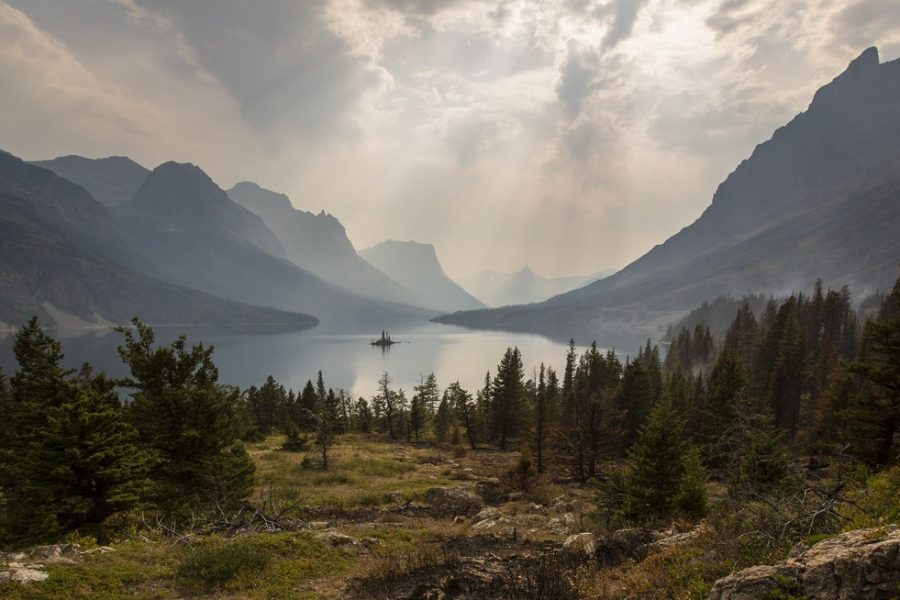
[176,539,271,590]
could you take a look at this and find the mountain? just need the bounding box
[119,163,286,259]
[458,266,616,307]
[31,155,149,208]
[0,149,317,330]
[115,163,433,328]
[360,240,485,313]
[436,48,900,348]
[226,182,414,305]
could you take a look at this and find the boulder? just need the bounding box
[563,532,596,557]
[30,543,81,563]
[709,527,900,600]
[0,564,49,584]
[425,487,484,516]
[471,507,501,522]
[473,478,503,503]
[595,527,658,567]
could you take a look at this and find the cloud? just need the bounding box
[2,0,898,278]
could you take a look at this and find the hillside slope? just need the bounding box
[227,182,415,306]
[437,48,900,344]
[115,164,433,328]
[0,150,317,330]
[31,155,149,208]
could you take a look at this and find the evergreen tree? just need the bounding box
[115,319,255,516]
[490,347,526,449]
[433,395,453,443]
[623,397,702,522]
[730,408,789,497]
[1,321,152,545]
[313,388,338,469]
[409,389,427,440]
[848,279,900,466]
[702,349,749,465]
[21,387,153,542]
[353,397,372,433]
[414,373,440,417]
[616,356,657,445]
[446,381,477,449]
[298,380,318,431]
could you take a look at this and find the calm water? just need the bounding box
[0,322,590,398]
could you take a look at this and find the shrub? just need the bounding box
[176,539,271,590]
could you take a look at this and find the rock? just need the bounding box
[649,525,708,553]
[80,546,115,556]
[709,526,900,600]
[595,527,658,567]
[30,543,81,562]
[471,507,501,522]
[308,521,330,530]
[425,487,484,516]
[563,532,596,557]
[315,531,360,548]
[473,478,503,503]
[0,564,49,584]
[551,495,574,512]
[471,519,498,531]
[504,491,524,501]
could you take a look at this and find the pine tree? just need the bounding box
[490,347,526,449]
[22,386,153,542]
[623,397,701,522]
[409,390,427,440]
[433,395,453,443]
[1,321,152,545]
[115,319,254,516]
[848,279,900,466]
[702,349,749,465]
[446,381,477,449]
[298,380,318,431]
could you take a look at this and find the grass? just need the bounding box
[0,434,515,599]
[248,434,459,509]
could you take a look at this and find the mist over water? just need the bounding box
[0,322,584,398]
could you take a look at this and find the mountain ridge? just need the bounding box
[435,47,900,346]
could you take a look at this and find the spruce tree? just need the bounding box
[623,397,703,522]
[490,347,526,449]
[433,395,453,443]
[115,319,255,516]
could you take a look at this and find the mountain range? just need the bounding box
[0,150,317,331]
[436,47,900,346]
[458,266,616,308]
[226,182,414,306]
[360,240,485,313]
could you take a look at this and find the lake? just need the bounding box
[0,321,595,398]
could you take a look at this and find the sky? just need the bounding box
[2,0,899,278]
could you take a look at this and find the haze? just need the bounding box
[2,0,898,277]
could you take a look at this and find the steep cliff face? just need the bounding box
[360,240,484,312]
[227,181,416,306]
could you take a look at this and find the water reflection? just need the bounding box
[0,322,595,398]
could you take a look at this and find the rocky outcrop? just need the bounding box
[425,487,485,516]
[1,543,113,585]
[709,527,900,600]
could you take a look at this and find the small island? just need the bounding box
[370,330,399,347]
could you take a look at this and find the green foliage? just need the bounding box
[115,318,254,517]
[0,320,151,546]
[433,396,453,443]
[177,539,272,590]
[490,346,526,448]
[623,397,706,522]
[676,447,709,518]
